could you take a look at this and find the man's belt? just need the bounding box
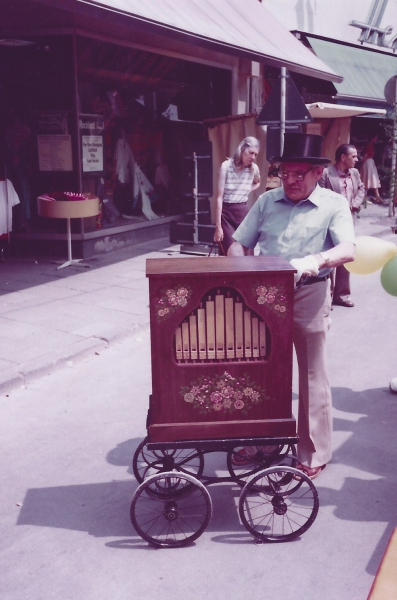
[303,273,331,286]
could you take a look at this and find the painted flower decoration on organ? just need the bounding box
[156,285,191,320]
[181,371,269,415]
[254,284,287,314]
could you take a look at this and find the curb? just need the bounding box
[0,321,149,395]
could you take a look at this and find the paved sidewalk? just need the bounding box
[0,236,181,392]
[0,202,396,393]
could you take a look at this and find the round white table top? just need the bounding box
[37,196,100,219]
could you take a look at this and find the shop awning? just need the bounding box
[307,36,397,104]
[306,102,387,119]
[76,0,342,82]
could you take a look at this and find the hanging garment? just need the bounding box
[0,179,20,235]
[106,91,127,118]
[134,165,159,220]
[114,138,136,184]
[155,163,170,190]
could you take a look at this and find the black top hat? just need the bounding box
[270,133,331,165]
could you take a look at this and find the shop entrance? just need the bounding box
[76,36,231,226]
[351,116,393,201]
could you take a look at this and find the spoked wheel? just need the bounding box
[133,437,204,484]
[130,472,213,548]
[239,466,319,543]
[227,443,297,485]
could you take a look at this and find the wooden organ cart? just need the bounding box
[130,256,319,547]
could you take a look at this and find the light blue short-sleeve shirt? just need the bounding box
[232,184,355,276]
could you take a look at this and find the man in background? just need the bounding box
[319,144,365,308]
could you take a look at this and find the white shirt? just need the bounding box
[233,184,355,277]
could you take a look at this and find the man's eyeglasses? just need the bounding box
[278,166,313,181]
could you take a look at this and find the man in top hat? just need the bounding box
[228,133,355,480]
[319,143,365,308]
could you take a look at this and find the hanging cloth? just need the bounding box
[134,165,159,220]
[114,138,135,184]
[0,179,20,235]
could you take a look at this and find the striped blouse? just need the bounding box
[222,159,259,204]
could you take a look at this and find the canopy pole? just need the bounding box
[280,67,287,155]
[391,76,397,219]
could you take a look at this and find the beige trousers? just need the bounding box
[293,279,333,468]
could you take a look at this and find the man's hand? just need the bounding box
[290,255,319,286]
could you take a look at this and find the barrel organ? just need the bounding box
[174,287,269,363]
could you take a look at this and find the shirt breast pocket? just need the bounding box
[301,226,326,254]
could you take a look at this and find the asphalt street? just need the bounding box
[1,202,397,599]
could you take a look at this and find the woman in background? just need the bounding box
[361,135,382,203]
[214,136,260,255]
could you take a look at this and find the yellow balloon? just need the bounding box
[345,236,397,275]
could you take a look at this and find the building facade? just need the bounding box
[0,0,340,256]
[263,0,397,199]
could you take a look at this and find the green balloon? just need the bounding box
[381,256,397,296]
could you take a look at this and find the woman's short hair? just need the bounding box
[233,136,260,169]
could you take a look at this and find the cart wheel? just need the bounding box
[130,472,213,548]
[132,437,204,483]
[227,443,297,484]
[239,466,319,543]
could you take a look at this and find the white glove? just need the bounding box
[290,255,319,286]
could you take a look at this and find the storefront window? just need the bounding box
[0,33,231,238]
[0,35,76,233]
[76,36,231,222]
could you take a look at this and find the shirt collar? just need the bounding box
[276,183,322,206]
[336,166,351,177]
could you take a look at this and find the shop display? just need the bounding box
[37,194,100,269]
[0,32,231,252]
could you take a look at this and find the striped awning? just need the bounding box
[307,36,397,103]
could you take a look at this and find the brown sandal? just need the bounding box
[295,463,326,480]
